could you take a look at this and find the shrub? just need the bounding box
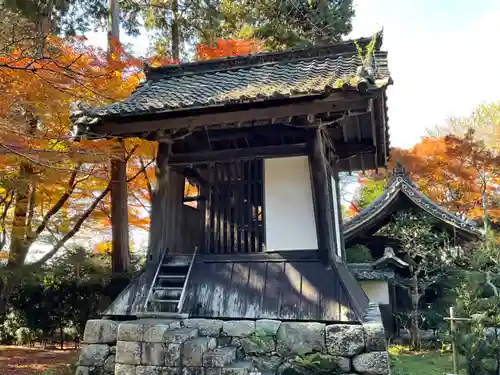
[346,244,373,263]
[0,310,24,345]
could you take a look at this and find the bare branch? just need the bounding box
[29,164,82,243]
[31,182,112,267]
[127,157,154,183]
[139,157,153,199]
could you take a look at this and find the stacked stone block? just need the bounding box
[75,304,389,375]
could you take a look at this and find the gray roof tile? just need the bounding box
[71,33,391,125]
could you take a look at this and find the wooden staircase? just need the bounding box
[144,249,197,315]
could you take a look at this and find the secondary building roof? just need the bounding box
[343,163,483,242]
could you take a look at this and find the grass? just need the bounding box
[389,345,456,375]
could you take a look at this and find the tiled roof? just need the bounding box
[348,263,395,281]
[343,163,483,241]
[70,33,391,126]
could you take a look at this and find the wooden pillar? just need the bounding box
[148,142,187,262]
[147,142,171,264]
[309,128,338,265]
[331,167,346,262]
[165,170,185,254]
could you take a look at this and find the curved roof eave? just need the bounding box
[343,167,483,241]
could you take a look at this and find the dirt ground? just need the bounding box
[0,346,78,375]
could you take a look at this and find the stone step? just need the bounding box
[203,347,237,368]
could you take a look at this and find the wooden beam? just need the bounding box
[195,251,321,263]
[172,140,373,167]
[96,97,370,137]
[334,141,375,159]
[369,99,379,170]
[198,124,310,142]
[173,166,208,188]
[183,195,206,203]
[169,143,308,166]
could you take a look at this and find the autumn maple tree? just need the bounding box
[0,10,165,308]
[349,129,500,226]
[196,39,263,60]
[0,28,274,307]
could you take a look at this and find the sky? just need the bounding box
[346,0,500,148]
[86,0,500,149]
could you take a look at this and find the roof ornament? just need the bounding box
[392,161,408,178]
[383,246,396,258]
[69,101,98,141]
[143,60,153,80]
[373,246,409,269]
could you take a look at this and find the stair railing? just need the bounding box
[177,245,198,313]
[143,247,169,312]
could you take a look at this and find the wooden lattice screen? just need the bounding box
[205,160,265,254]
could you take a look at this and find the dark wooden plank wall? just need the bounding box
[148,142,192,261]
[163,170,185,255]
[205,160,265,254]
[103,263,157,316]
[183,259,363,322]
[335,262,369,318]
[178,205,205,255]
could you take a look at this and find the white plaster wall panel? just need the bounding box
[264,156,319,251]
[359,280,390,305]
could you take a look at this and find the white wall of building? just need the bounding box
[264,156,319,251]
[359,280,390,305]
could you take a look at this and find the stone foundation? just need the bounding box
[76,303,389,375]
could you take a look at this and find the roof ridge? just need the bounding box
[145,31,384,80]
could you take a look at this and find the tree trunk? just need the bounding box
[8,162,34,268]
[410,274,421,351]
[59,323,64,350]
[110,141,130,274]
[171,0,180,61]
[1,2,53,312]
[108,0,130,275]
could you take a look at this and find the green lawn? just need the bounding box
[389,345,456,375]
